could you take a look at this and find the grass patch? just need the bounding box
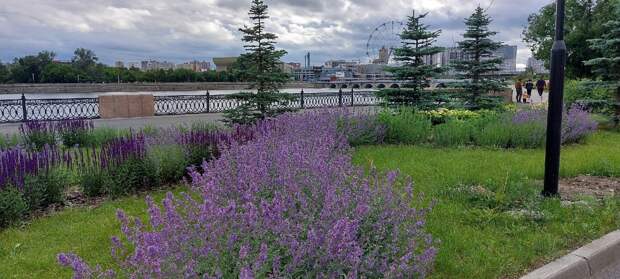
[1,132,619,278]
[0,187,187,278]
[353,131,620,278]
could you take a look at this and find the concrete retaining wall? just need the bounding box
[99,94,155,119]
[0,82,320,94]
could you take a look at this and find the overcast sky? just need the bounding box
[0,0,552,68]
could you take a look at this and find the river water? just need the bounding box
[0,88,366,100]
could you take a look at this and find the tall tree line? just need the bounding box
[0,49,243,84]
[523,0,618,79]
[585,1,620,126]
[382,6,504,109]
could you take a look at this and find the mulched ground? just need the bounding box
[559,176,620,201]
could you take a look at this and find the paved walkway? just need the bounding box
[512,90,549,104]
[595,263,620,279]
[0,113,225,135]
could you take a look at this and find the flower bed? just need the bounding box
[0,120,255,227]
[375,105,598,148]
[57,111,436,278]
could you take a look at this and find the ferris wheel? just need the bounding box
[366,21,405,64]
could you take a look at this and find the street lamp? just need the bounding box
[543,0,567,197]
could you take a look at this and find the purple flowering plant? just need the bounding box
[55,119,95,147]
[511,105,597,145]
[19,120,57,150]
[0,146,66,191]
[562,105,599,144]
[336,110,386,146]
[58,111,436,278]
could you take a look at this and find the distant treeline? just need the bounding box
[0,48,243,84]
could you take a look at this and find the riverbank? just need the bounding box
[0,82,322,95]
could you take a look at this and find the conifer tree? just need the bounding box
[378,10,444,106]
[453,6,505,108]
[585,2,620,126]
[225,0,293,125]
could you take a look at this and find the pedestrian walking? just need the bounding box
[525,79,534,102]
[536,77,546,102]
[515,79,523,103]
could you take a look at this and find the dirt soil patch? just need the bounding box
[559,176,620,201]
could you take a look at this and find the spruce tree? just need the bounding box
[225,0,293,125]
[585,2,620,126]
[378,10,444,106]
[453,6,505,108]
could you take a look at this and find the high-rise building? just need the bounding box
[114,61,125,68]
[141,60,175,71]
[176,60,212,72]
[126,62,141,69]
[324,60,359,69]
[286,62,301,70]
[497,45,518,73]
[527,57,549,74]
[440,45,518,75]
[373,47,391,64]
[213,57,239,72]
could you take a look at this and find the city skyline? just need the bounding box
[0,0,552,68]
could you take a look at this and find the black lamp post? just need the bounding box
[543,0,567,197]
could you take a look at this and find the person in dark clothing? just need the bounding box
[536,78,546,102]
[525,80,534,104]
[515,79,523,103]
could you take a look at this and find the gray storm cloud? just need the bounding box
[0,0,553,67]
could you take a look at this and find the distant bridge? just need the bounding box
[316,80,406,89]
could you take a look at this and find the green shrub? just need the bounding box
[433,120,475,147]
[55,120,95,148]
[0,134,20,150]
[23,170,68,210]
[378,109,432,144]
[337,114,386,146]
[140,125,159,137]
[20,122,56,151]
[423,108,482,125]
[59,129,90,148]
[189,121,221,132]
[85,127,128,147]
[148,145,188,184]
[105,158,159,198]
[80,170,109,198]
[564,80,615,115]
[186,145,218,168]
[472,114,546,149]
[472,115,513,148]
[510,122,546,148]
[0,189,28,228]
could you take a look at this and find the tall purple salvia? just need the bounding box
[0,145,67,191]
[19,120,57,149]
[55,119,94,135]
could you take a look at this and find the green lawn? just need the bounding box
[0,187,186,278]
[1,133,619,278]
[353,131,620,279]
